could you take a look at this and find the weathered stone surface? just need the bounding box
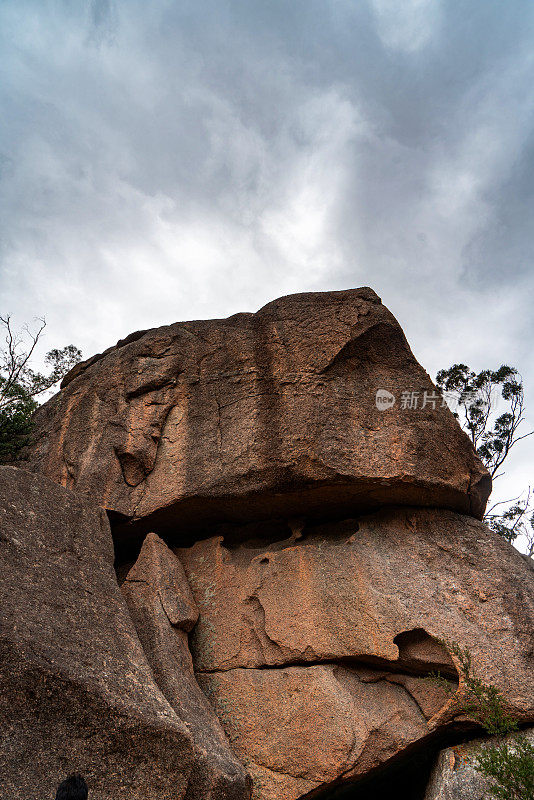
[424,729,534,800]
[0,466,196,800]
[125,530,199,630]
[199,664,452,800]
[122,533,251,800]
[177,508,534,800]
[24,289,490,539]
[178,509,534,699]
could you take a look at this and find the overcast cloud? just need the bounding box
[1,1,533,540]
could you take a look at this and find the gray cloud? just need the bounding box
[1,0,533,537]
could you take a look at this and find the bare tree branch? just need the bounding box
[0,315,82,462]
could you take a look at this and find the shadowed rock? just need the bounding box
[0,467,195,800]
[122,533,251,800]
[24,288,490,543]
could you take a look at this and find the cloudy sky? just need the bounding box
[1,1,533,540]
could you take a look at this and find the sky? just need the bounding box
[1,1,533,546]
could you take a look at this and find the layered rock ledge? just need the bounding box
[24,288,490,542]
[175,508,534,800]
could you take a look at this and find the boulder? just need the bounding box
[122,533,251,800]
[0,466,195,800]
[24,289,490,542]
[177,508,534,800]
[424,729,534,800]
[198,664,452,800]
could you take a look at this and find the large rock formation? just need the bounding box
[177,508,534,799]
[24,288,490,542]
[6,289,533,800]
[0,466,248,800]
[199,664,449,800]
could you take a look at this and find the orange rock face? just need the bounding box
[25,289,490,539]
[177,508,534,800]
[198,664,450,800]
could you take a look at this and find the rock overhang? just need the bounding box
[24,287,491,543]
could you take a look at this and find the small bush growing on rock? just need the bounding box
[449,641,518,736]
[428,640,533,800]
[475,736,534,800]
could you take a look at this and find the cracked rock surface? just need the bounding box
[0,467,196,800]
[177,508,534,800]
[122,533,251,800]
[23,288,490,537]
[198,663,451,800]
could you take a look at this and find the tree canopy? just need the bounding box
[436,363,533,556]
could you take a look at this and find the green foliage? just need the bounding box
[485,496,534,553]
[0,315,81,463]
[426,670,455,694]
[475,737,534,800]
[0,379,37,462]
[22,343,82,397]
[436,363,533,554]
[435,363,530,479]
[447,641,518,736]
[429,641,533,800]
